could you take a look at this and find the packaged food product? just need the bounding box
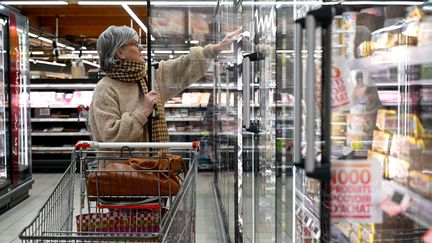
[331,123,347,137]
[388,156,410,184]
[371,26,402,50]
[372,130,392,154]
[357,41,374,57]
[376,109,397,132]
[332,110,349,122]
[421,150,432,171]
[418,16,432,46]
[408,170,432,198]
[420,64,432,81]
[368,150,388,178]
[347,114,376,136]
[390,135,430,168]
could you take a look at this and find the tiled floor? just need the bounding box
[0,172,221,242]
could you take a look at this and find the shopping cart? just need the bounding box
[19,140,199,242]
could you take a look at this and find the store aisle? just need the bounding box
[0,172,220,242]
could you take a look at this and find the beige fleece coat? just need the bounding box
[89,45,216,144]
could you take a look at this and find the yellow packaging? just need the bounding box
[388,156,410,185]
[332,110,348,122]
[376,109,427,138]
[368,150,388,178]
[372,130,392,154]
[376,109,397,132]
[357,41,374,57]
[332,123,347,137]
[408,170,432,198]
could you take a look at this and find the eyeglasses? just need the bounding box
[121,41,145,50]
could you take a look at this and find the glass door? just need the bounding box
[294,1,432,242]
[241,0,278,242]
[0,14,9,190]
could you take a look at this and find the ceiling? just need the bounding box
[16,5,147,51]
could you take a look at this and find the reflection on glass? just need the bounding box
[0,16,7,189]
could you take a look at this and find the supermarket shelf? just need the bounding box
[331,136,346,140]
[250,103,294,108]
[165,116,204,122]
[383,180,432,228]
[32,132,90,136]
[168,131,207,136]
[331,122,347,125]
[295,188,320,224]
[375,80,432,87]
[164,103,208,108]
[31,104,84,109]
[31,118,85,122]
[350,45,432,71]
[32,146,74,154]
[188,83,214,89]
[29,84,96,90]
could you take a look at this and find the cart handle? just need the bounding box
[75,141,200,150]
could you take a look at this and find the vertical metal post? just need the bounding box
[147,0,152,141]
[305,15,316,173]
[242,57,250,129]
[321,22,332,166]
[293,23,303,165]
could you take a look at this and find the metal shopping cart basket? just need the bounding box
[20,140,199,242]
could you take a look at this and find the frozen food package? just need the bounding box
[421,150,432,171]
[357,41,374,57]
[418,16,432,46]
[368,150,388,178]
[408,170,432,198]
[390,135,428,168]
[331,123,347,137]
[347,114,376,136]
[388,156,410,185]
[371,26,402,50]
[376,109,397,132]
[372,130,392,154]
[331,110,348,122]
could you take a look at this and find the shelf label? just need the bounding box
[331,159,383,223]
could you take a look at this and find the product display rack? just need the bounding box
[30,77,214,169]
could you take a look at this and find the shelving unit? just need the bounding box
[30,76,214,169]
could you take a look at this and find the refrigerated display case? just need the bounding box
[0,6,32,212]
[293,1,432,242]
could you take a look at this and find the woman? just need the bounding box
[90,26,241,144]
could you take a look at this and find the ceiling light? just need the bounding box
[82,60,100,68]
[154,50,172,54]
[57,42,66,48]
[65,46,75,51]
[72,50,98,54]
[174,50,190,54]
[341,1,423,5]
[38,36,53,44]
[121,4,156,41]
[1,1,68,5]
[78,1,147,5]
[28,32,38,38]
[30,51,44,55]
[32,60,66,67]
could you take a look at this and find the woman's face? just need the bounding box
[116,39,145,63]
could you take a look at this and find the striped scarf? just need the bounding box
[107,61,170,142]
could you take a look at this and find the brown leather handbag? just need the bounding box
[87,156,181,201]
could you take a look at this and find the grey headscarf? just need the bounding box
[96,25,139,72]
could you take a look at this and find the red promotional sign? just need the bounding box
[331,160,383,223]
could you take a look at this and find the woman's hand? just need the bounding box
[143,90,160,117]
[212,28,243,54]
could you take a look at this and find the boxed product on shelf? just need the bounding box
[420,88,432,103]
[331,123,347,137]
[377,90,400,104]
[332,110,348,122]
[389,135,430,168]
[368,150,388,177]
[34,108,50,118]
[388,156,410,185]
[347,113,376,136]
[418,16,432,46]
[408,170,432,198]
[372,130,392,154]
[376,109,398,131]
[421,150,432,171]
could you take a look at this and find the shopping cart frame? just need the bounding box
[19,141,199,242]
